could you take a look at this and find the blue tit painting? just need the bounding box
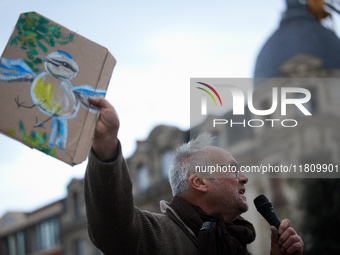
[0,50,106,150]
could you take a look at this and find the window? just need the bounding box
[73,192,81,218]
[161,150,173,178]
[75,239,86,255]
[35,218,60,251]
[137,165,149,192]
[0,238,9,255]
[8,235,15,255]
[16,231,25,255]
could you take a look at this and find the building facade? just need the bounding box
[0,178,103,255]
[0,201,63,255]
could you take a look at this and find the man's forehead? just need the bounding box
[205,146,236,164]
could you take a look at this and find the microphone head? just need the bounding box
[254,194,281,229]
[255,195,300,255]
[254,194,271,210]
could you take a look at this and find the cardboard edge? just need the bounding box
[0,11,117,166]
[71,51,116,165]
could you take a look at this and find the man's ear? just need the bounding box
[188,175,208,193]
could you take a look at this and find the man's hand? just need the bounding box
[89,97,120,161]
[270,219,304,255]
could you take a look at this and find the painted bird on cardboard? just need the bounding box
[0,50,106,150]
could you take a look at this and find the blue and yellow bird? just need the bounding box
[0,50,106,149]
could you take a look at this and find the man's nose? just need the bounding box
[239,172,248,184]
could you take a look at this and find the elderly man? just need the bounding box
[84,97,304,255]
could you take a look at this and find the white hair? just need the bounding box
[168,132,215,196]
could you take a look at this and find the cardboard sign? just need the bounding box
[0,12,116,165]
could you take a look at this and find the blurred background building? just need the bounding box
[1,0,340,254]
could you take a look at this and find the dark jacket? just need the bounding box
[84,142,197,255]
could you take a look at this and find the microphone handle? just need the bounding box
[254,195,299,255]
[268,211,299,255]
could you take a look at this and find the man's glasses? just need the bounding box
[217,163,240,179]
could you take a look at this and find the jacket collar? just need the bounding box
[160,200,198,245]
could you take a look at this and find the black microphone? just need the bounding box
[254,194,299,255]
[254,194,280,229]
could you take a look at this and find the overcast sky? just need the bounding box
[0,0,339,217]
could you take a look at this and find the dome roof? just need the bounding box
[254,2,340,79]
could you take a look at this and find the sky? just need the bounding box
[0,0,339,218]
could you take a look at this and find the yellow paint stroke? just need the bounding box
[33,77,61,114]
[6,128,16,136]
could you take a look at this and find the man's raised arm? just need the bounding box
[84,97,164,254]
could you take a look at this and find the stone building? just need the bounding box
[0,200,63,255]
[248,0,340,252]
[60,179,101,255]
[127,125,188,212]
[0,179,102,255]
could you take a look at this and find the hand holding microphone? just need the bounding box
[254,195,304,255]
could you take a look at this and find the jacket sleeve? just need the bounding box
[84,141,163,255]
